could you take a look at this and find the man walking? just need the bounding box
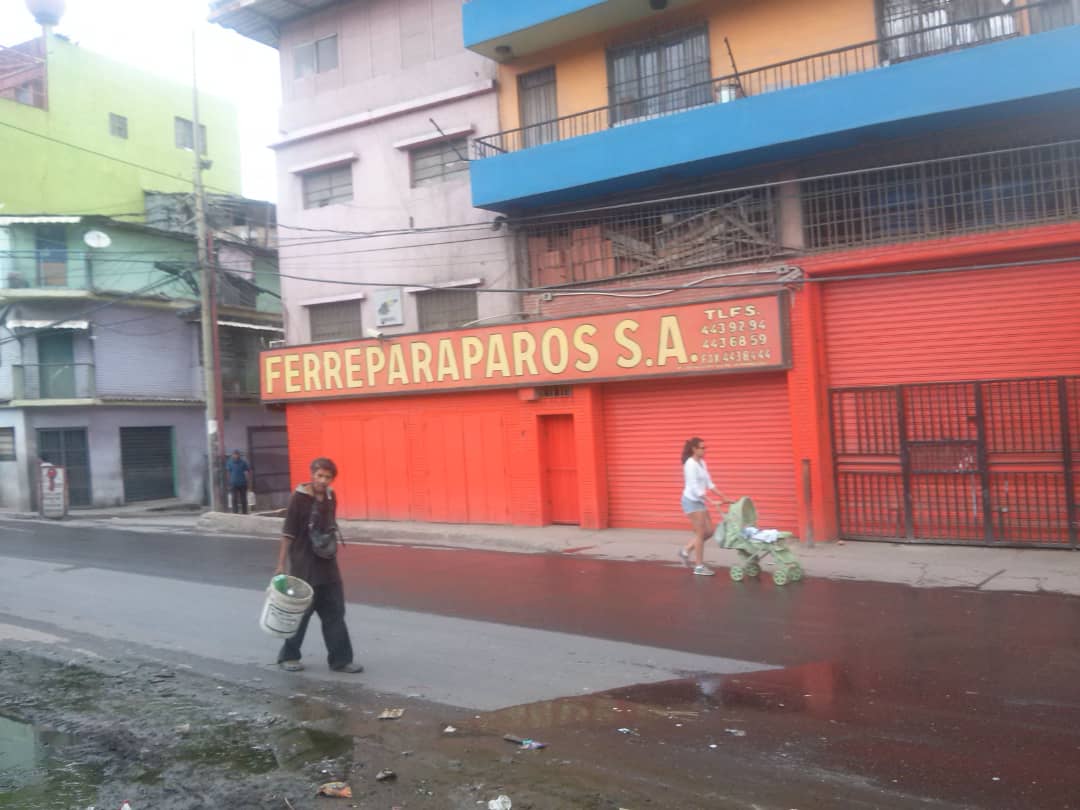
[275,457,363,674]
[226,449,251,514]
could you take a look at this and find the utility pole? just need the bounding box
[192,32,224,511]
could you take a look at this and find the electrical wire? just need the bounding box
[0,276,180,346]
[242,254,1080,297]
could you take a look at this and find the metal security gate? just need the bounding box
[37,428,91,507]
[831,376,1079,547]
[248,426,290,510]
[120,426,175,502]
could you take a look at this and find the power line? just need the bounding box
[0,119,238,196]
[0,276,180,346]
[246,254,1080,297]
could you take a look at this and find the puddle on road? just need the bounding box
[0,714,101,809]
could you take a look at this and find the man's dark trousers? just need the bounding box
[231,484,249,514]
[277,581,353,669]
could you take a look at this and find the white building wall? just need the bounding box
[273,0,517,347]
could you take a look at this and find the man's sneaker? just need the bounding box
[693,565,715,576]
[678,548,692,568]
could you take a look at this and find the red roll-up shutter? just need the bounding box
[603,374,797,531]
[822,262,1080,387]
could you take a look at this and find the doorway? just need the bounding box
[540,414,579,525]
[36,332,75,399]
[120,426,176,502]
[36,428,91,507]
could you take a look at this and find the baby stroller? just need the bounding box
[714,496,802,586]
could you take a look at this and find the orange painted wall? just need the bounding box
[285,385,611,529]
[495,0,878,134]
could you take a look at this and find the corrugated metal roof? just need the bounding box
[208,0,342,48]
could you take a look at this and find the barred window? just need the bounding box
[416,288,478,332]
[0,427,14,461]
[410,139,469,187]
[802,141,1080,250]
[608,25,712,125]
[302,165,353,209]
[880,0,1019,61]
[308,299,363,343]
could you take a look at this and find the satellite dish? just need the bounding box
[83,230,111,248]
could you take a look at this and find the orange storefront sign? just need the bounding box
[261,293,789,402]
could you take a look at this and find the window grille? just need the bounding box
[308,299,363,343]
[539,385,572,399]
[0,427,14,461]
[607,25,712,125]
[417,288,479,332]
[803,140,1080,249]
[524,185,778,286]
[878,0,1046,61]
[302,164,353,209]
[411,139,469,187]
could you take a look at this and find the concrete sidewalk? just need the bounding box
[195,512,1080,597]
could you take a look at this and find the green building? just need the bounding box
[0,32,241,215]
[0,33,285,514]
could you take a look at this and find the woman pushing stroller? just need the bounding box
[679,436,727,576]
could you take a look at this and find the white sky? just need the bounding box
[1,0,281,201]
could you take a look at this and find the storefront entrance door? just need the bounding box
[541,415,579,525]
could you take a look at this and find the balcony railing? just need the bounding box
[474,0,1075,158]
[1,250,85,290]
[521,138,1080,286]
[13,363,96,400]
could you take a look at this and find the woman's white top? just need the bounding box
[682,457,715,501]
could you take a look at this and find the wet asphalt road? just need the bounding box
[2,517,1080,808]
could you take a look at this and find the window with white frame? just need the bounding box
[0,427,14,461]
[308,299,363,343]
[410,138,469,187]
[174,116,207,153]
[294,35,339,79]
[416,288,478,332]
[109,113,128,139]
[302,164,353,209]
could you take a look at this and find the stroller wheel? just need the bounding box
[772,568,789,586]
[789,566,803,582]
[745,563,761,578]
[730,566,744,582]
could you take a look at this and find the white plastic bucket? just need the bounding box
[258,576,314,638]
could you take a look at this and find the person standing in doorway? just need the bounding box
[226,449,252,514]
[275,457,363,674]
[679,437,725,576]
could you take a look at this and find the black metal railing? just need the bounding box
[474,0,1075,158]
[520,139,1080,287]
[830,376,1080,547]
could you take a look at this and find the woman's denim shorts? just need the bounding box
[681,496,707,515]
